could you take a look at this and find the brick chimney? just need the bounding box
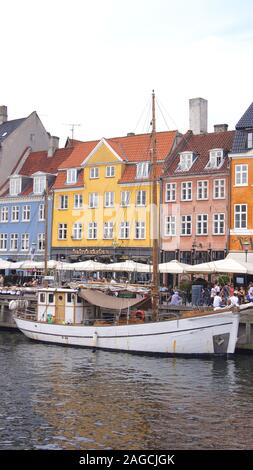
[189,98,208,135]
[47,135,59,157]
[214,124,228,133]
[0,106,8,125]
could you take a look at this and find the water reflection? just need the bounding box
[0,333,253,449]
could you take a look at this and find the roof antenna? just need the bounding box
[63,123,81,140]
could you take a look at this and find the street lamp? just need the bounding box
[241,239,250,263]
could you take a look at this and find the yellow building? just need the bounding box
[229,102,253,262]
[52,131,178,262]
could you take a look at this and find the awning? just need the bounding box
[79,288,148,310]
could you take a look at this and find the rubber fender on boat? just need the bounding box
[8,300,17,311]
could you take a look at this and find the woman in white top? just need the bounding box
[213,294,222,308]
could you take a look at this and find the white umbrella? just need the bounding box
[158,259,190,273]
[187,257,247,274]
[0,259,13,269]
[104,260,152,273]
[61,260,106,271]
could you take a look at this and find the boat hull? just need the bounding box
[14,311,240,355]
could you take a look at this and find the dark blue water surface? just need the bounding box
[0,332,253,450]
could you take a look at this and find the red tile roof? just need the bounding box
[59,131,178,169]
[20,148,73,176]
[164,130,235,177]
[53,169,84,190]
[119,162,164,184]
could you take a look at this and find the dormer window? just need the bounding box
[206,149,224,169]
[9,177,21,196]
[66,168,77,184]
[247,132,253,149]
[136,162,150,179]
[33,175,46,194]
[176,152,195,171]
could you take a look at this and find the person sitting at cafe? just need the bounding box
[170,290,182,306]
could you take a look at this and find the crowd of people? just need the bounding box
[210,282,253,308]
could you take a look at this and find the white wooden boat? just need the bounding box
[13,287,241,356]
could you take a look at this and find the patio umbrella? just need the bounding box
[104,260,152,273]
[158,259,190,273]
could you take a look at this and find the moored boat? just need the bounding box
[14,286,241,355]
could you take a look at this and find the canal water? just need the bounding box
[0,331,253,450]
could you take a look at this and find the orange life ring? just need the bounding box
[135,309,145,321]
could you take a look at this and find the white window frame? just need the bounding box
[235,164,248,186]
[0,234,7,251]
[74,194,83,209]
[135,221,145,239]
[213,179,225,199]
[181,181,192,201]
[119,221,130,239]
[104,192,114,208]
[196,214,208,235]
[11,206,19,222]
[165,183,176,202]
[66,168,77,184]
[0,206,8,223]
[10,233,18,251]
[106,166,115,177]
[213,213,225,235]
[39,204,45,221]
[136,162,150,179]
[60,195,68,210]
[9,177,21,196]
[197,180,208,200]
[33,175,46,195]
[89,167,99,179]
[177,152,194,171]
[120,191,130,207]
[72,223,83,240]
[58,223,67,240]
[181,215,192,236]
[206,149,224,169]
[88,222,97,239]
[136,190,146,207]
[37,233,45,251]
[103,222,113,239]
[22,205,31,222]
[234,204,247,229]
[247,132,253,149]
[21,233,30,251]
[165,216,176,236]
[89,193,98,209]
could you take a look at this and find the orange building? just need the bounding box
[229,102,253,261]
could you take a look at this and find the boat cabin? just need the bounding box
[37,287,149,325]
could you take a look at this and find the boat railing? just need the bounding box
[15,308,36,321]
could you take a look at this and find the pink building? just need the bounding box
[161,127,235,265]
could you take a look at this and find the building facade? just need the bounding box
[0,145,73,261]
[229,102,253,261]
[162,128,235,264]
[51,131,179,262]
[0,106,51,191]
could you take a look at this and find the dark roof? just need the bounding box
[164,130,235,177]
[0,118,26,143]
[236,102,253,130]
[231,103,253,153]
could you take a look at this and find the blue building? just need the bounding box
[0,145,73,261]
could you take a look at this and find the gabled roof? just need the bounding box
[59,131,178,169]
[19,148,73,177]
[164,130,235,177]
[0,118,26,143]
[119,162,164,184]
[2,148,74,197]
[231,102,253,153]
[236,103,253,130]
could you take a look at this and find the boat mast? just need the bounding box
[151,90,159,321]
[44,178,49,277]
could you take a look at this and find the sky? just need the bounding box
[1,0,253,146]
